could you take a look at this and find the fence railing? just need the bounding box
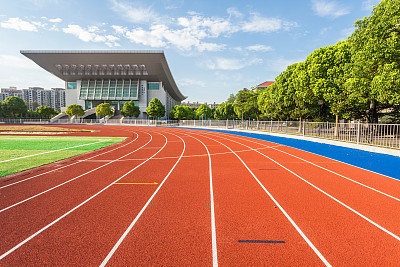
[1,118,399,150]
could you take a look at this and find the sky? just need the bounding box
[0,0,380,103]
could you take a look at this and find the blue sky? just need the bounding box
[0,0,380,103]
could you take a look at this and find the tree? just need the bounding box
[2,96,27,118]
[66,104,85,117]
[196,104,212,119]
[226,93,236,104]
[37,105,58,119]
[146,98,165,119]
[121,101,140,118]
[96,103,114,118]
[347,0,400,122]
[234,88,250,121]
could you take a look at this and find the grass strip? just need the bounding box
[0,136,125,177]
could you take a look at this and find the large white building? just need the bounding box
[21,50,186,119]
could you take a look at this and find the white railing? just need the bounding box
[1,118,399,150]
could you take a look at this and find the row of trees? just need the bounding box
[65,98,166,119]
[258,0,400,124]
[0,96,59,119]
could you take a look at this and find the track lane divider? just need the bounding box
[202,132,400,243]
[0,132,169,261]
[212,133,400,203]
[0,132,149,214]
[99,132,186,266]
[190,131,331,267]
[0,131,140,190]
[182,134,218,267]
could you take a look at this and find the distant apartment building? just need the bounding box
[182,101,220,109]
[0,87,23,101]
[1,86,66,111]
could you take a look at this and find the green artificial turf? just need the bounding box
[0,136,126,177]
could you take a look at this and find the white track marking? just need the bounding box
[0,139,112,163]
[0,131,139,190]
[0,132,151,213]
[75,146,271,162]
[202,132,400,242]
[209,133,400,203]
[184,134,218,267]
[196,133,331,266]
[0,132,169,261]
[100,133,186,266]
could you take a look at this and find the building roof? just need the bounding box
[257,81,275,87]
[20,50,186,101]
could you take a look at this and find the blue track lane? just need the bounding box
[176,127,400,181]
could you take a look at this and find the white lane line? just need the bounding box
[197,133,331,266]
[0,132,150,213]
[100,133,186,266]
[76,146,271,162]
[185,134,218,267]
[213,133,400,203]
[209,133,400,242]
[0,131,139,190]
[0,139,112,163]
[0,132,168,261]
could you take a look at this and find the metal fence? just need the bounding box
[1,118,399,150]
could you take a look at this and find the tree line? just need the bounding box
[259,0,399,124]
[0,96,59,119]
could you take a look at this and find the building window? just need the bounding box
[148,82,159,90]
[67,82,77,89]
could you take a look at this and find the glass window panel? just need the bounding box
[94,80,102,98]
[129,81,138,97]
[109,80,116,97]
[79,80,88,98]
[116,80,123,97]
[148,82,159,90]
[67,82,77,89]
[102,80,110,97]
[122,80,130,97]
[87,80,95,98]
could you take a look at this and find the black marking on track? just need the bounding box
[238,240,285,244]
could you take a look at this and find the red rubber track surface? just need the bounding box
[1,125,400,266]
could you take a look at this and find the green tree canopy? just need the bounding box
[2,96,27,118]
[121,101,140,118]
[65,104,85,117]
[37,105,58,119]
[146,98,165,119]
[214,102,236,120]
[196,104,212,119]
[96,103,114,117]
[347,0,400,122]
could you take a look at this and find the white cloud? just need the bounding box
[246,44,273,52]
[49,18,62,23]
[1,17,38,32]
[178,78,206,87]
[110,0,159,24]
[227,7,243,18]
[242,14,297,33]
[362,0,380,10]
[206,57,262,71]
[311,0,350,18]
[125,26,167,47]
[62,25,120,47]
[0,54,41,69]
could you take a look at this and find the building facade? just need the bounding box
[21,50,186,118]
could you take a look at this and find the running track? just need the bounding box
[1,125,400,266]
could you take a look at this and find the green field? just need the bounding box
[0,135,126,177]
